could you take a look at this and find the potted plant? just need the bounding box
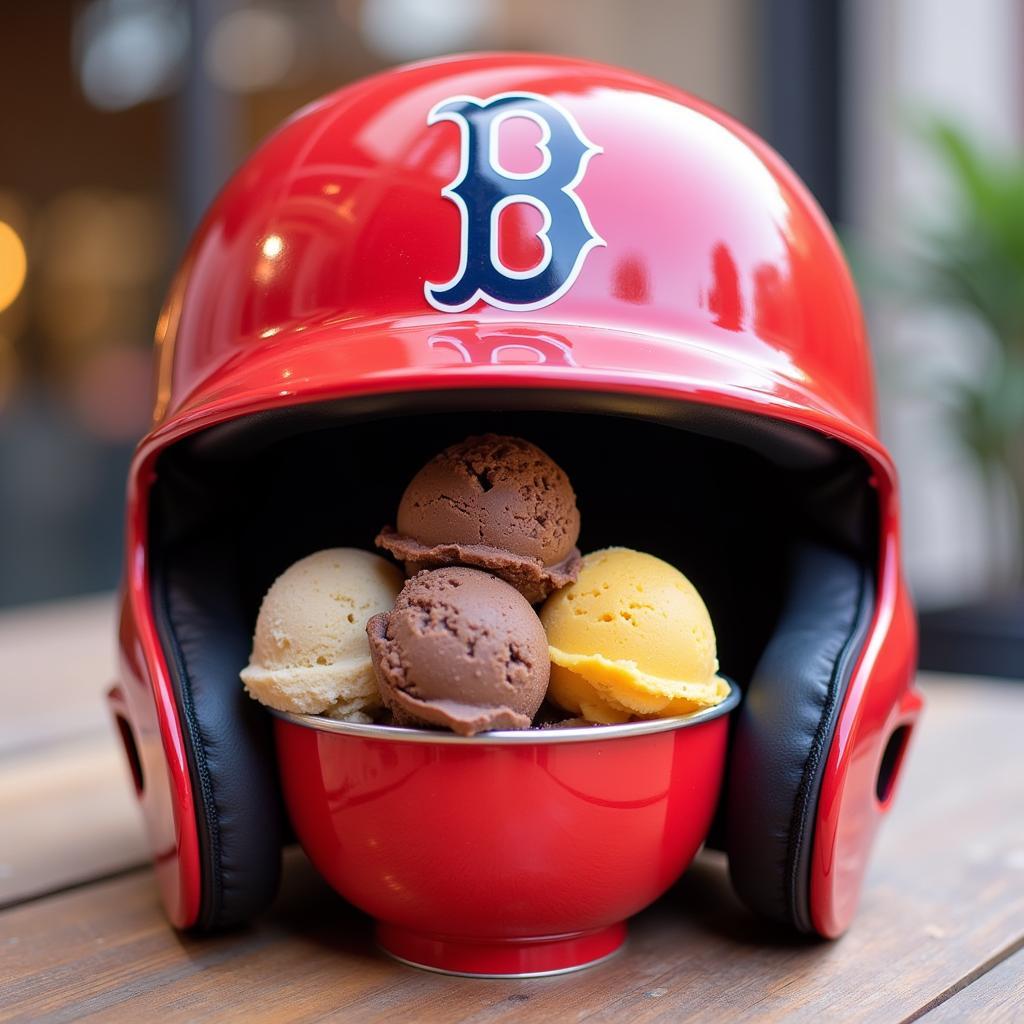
[880,123,1024,677]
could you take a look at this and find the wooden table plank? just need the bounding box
[0,731,148,908]
[2,675,1023,1022]
[919,946,1024,1023]
[0,592,146,907]
[0,593,116,756]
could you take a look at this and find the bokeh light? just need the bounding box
[359,0,496,61]
[204,8,298,93]
[74,0,186,110]
[0,221,27,313]
[33,190,167,379]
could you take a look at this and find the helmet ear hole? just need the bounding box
[115,714,145,797]
[876,725,912,805]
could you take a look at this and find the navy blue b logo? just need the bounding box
[425,92,604,312]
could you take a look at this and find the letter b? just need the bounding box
[425,92,604,313]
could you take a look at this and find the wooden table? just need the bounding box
[2,596,1023,1022]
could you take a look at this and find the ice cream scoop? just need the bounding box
[376,434,581,603]
[366,566,550,735]
[241,548,403,720]
[540,547,729,723]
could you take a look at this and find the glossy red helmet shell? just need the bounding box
[113,53,920,939]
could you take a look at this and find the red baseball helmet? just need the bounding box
[109,53,920,939]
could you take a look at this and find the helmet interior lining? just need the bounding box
[152,389,876,701]
[146,389,878,928]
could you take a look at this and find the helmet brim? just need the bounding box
[149,318,892,487]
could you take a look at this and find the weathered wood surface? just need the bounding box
[919,946,1024,1023]
[1,636,1022,1022]
[0,594,146,908]
[0,593,116,756]
[0,733,148,908]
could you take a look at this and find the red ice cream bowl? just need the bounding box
[271,679,739,978]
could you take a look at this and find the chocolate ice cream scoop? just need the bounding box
[366,567,550,735]
[376,434,581,603]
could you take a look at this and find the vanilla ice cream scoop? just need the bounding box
[540,547,729,723]
[241,548,403,720]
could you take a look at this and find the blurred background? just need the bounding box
[1,0,1021,676]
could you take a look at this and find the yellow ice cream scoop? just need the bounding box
[540,547,729,724]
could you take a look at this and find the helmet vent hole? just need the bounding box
[115,715,144,797]
[876,725,911,805]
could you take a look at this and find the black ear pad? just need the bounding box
[153,533,285,930]
[725,543,873,933]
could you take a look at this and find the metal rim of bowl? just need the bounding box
[269,676,739,745]
[377,942,625,978]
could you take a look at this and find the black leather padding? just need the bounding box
[153,532,285,931]
[725,543,873,933]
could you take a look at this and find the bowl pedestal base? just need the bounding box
[376,920,627,978]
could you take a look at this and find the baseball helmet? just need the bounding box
[109,53,921,938]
